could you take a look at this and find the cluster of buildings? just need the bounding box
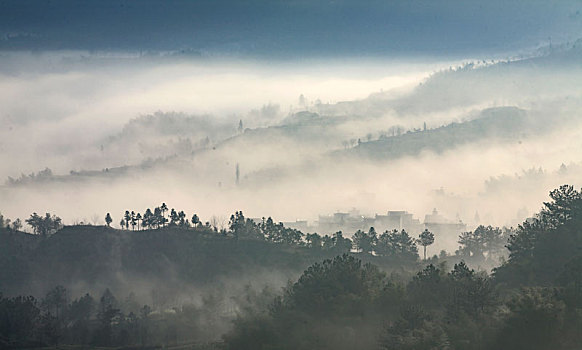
[283,208,467,240]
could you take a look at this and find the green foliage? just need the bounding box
[407,264,448,311]
[379,305,450,350]
[494,288,566,350]
[447,262,496,319]
[315,231,353,255]
[229,211,262,240]
[225,254,389,350]
[353,227,377,254]
[418,229,435,260]
[225,257,498,350]
[287,254,385,316]
[496,185,582,286]
[376,229,419,264]
[457,225,507,265]
[10,218,22,231]
[305,232,323,248]
[259,217,304,245]
[558,255,582,310]
[25,212,62,236]
[0,294,40,347]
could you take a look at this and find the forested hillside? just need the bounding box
[1,185,581,349]
[225,185,582,350]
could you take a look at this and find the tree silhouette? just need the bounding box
[105,213,112,227]
[0,295,41,345]
[124,211,131,230]
[191,213,200,227]
[42,285,68,345]
[352,227,377,254]
[136,213,142,230]
[160,203,168,227]
[229,211,261,240]
[495,288,565,350]
[130,211,136,231]
[458,225,505,263]
[11,218,22,231]
[143,209,153,229]
[305,232,323,248]
[169,209,179,226]
[330,231,352,253]
[154,207,163,228]
[178,211,187,227]
[95,288,120,346]
[418,229,435,260]
[376,229,418,262]
[26,212,62,236]
[497,185,582,286]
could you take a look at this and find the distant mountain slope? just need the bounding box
[339,107,529,160]
[316,42,582,118]
[4,46,582,189]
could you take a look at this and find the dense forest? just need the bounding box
[1,185,581,349]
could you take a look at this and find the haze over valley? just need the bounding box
[2,1,582,349]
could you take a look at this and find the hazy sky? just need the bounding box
[1,0,581,57]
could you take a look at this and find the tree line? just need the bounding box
[113,208,429,262]
[1,205,511,267]
[114,203,197,231]
[0,285,230,348]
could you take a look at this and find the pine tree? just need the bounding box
[418,229,435,260]
[105,213,113,227]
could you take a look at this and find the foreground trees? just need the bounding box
[224,254,389,350]
[0,286,204,349]
[495,184,582,286]
[4,185,581,349]
[224,254,498,350]
[223,185,582,350]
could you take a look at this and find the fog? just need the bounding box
[0,45,581,257]
[2,2,582,348]
[0,53,437,177]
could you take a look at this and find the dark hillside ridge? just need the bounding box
[0,225,396,298]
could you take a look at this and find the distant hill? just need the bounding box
[316,42,582,118]
[339,107,529,160]
[4,46,582,190]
